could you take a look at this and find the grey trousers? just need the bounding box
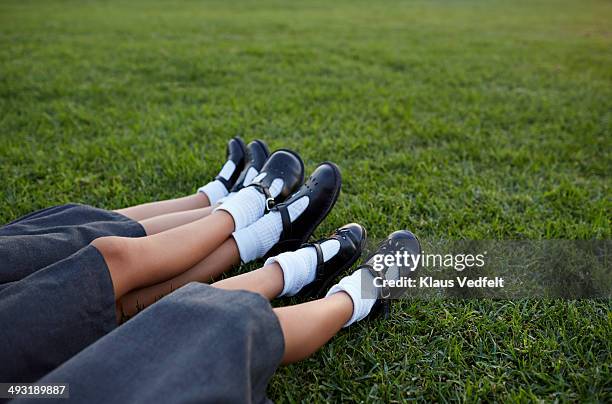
[0,205,284,403]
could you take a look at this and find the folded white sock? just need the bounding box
[198,181,227,205]
[233,196,309,263]
[264,239,341,297]
[197,160,237,204]
[326,268,377,327]
[214,172,283,230]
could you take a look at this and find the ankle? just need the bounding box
[262,263,285,299]
[326,291,354,325]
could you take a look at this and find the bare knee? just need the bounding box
[92,236,141,299]
[91,236,133,268]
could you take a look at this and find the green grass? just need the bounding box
[1,0,610,401]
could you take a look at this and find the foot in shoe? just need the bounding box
[198,136,247,204]
[232,161,342,262]
[215,149,304,230]
[326,230,421,327]
[263,223,366,297]
[219,139,270,204]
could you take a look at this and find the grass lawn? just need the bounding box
[1,0,610,401]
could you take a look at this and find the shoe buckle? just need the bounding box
[265,197,275,211]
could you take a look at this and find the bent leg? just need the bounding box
[0,246,117,382]
[93,210,235,298]
[273,293,353,364]
[138,206,214,235]
[118,237,239,317]
[114,193,210,221]
[213,262,285,300]
[25,283,284,404]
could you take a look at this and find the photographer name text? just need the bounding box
[375,276,505,288]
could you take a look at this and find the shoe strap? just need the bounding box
[249,183,275,211]
[274,204,292,240]
[335,228,358,250]
[215,175,232,192]
[301,241,325,280]
[230,163,252,193]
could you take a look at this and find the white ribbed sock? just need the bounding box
[232,196,309,263]
[198,160,237,204]
[264,239,341,297]
[214,172,283,230]
[326,268,377,327]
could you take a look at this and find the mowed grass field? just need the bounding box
[1,0,610,401]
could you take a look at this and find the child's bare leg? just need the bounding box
[115,193,210,221]
[92,210,235,299]
[113,157,295,312]
[97,171,274,299]
[274,293,353,364]
[118,238,240,316]
[213,262,285,300]
[212,263,353,364]
[120,233,358,362]
[138,206,214,235]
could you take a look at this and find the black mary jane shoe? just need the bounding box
[230,139,270,193]
[358,230,422,319]
[247,149,305,209]
[297,223,367,299]
[215,136,247,191]
[265,161,342,258]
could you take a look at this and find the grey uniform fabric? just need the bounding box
[1,205,285,403]
[0,245,117,383]
[22,283,285,404]
[0,204,146,284]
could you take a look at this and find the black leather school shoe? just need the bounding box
[247,149,304,209]
[265,162,342,258]
[358,230,422,319]
[230,139,270,192]
[215,136,247,191]
[297,223,367,299]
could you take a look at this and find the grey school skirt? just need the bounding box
[0,204,284,403]
[0,203,146,284]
